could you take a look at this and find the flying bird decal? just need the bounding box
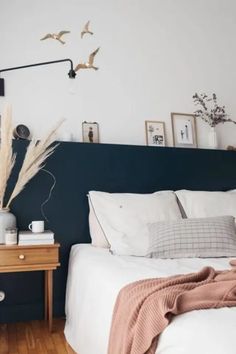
[81,21,94,38]
[40,30,70,44]
[75,47,100,72]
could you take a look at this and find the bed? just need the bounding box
[64,244,236,354]
[61,144,236,354]
[64,189,236,353]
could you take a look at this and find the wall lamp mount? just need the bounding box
[0,58,76,96]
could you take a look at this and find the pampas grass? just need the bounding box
[5,119,64,209]
[0,103,63,210]
[0,105,16,209]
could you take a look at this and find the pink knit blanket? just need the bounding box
[108,265,236,354]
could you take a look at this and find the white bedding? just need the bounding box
[64,244,236,354]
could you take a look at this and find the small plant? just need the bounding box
[193,93,236,127]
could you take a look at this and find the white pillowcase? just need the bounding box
[88,190,182,255]
[88,198,109,248]
[175,189,236,219]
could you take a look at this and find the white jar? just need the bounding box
[0,209,16,244]
[5,227,18,245]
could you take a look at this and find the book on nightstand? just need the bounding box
[18,239,54,245]
[18,230,55,245]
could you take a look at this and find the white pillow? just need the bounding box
[88,190,182,255]
[88,198,109,248]
[175,189,236,219]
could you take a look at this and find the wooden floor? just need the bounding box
[0,318,76,354]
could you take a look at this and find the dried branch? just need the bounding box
[193,93,235,127]
[0,105,16,210]
[5,119,64,209]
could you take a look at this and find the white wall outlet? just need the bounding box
[0,291,5,302]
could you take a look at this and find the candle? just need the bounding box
[5,227,17,245]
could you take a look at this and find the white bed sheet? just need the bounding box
[64,244,236,354]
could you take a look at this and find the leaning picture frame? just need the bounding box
[82,121,99,143]
[171,113,197,148]
[145,121,166,147]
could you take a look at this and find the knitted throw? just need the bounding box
[108,265,236,354]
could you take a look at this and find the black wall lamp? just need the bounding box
[0,58,76,96]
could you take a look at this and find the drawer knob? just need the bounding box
[19,254,25,260]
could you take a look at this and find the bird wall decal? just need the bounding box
[81,21,93,38]
[74,47,100,73]
[40,30,70,44]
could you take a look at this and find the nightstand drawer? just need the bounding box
[0,246,59,266]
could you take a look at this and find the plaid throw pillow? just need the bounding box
[148,215,236,258]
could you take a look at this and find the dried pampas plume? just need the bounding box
[5,118,64,209]
[0,104,16,209]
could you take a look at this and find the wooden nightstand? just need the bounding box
[0,243,60,332]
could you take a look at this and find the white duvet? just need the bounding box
[64,244,236,354]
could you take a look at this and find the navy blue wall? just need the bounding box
[1,140,236,322]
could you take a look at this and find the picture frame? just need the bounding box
[145,121,166,147]
[82,121,99,143]
[171,113,197,148]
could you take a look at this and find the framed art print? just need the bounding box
[82,121,99,143]
[171,113,197,148]
[145,121,166,147]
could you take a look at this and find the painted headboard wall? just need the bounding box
[1,140,236,322]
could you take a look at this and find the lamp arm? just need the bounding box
[0,58,76,78]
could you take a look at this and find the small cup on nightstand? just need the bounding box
[28,220,44,233]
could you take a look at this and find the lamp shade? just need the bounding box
[0,78,5,96]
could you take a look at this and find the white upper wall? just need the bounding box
[0,0,236,148]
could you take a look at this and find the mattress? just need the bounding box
[64,244,236,354]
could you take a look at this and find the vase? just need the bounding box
[0,209,17,244]
[208,126,218,149]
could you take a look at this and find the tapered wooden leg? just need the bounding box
[47,269,53,332]
[44,270,48,321]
